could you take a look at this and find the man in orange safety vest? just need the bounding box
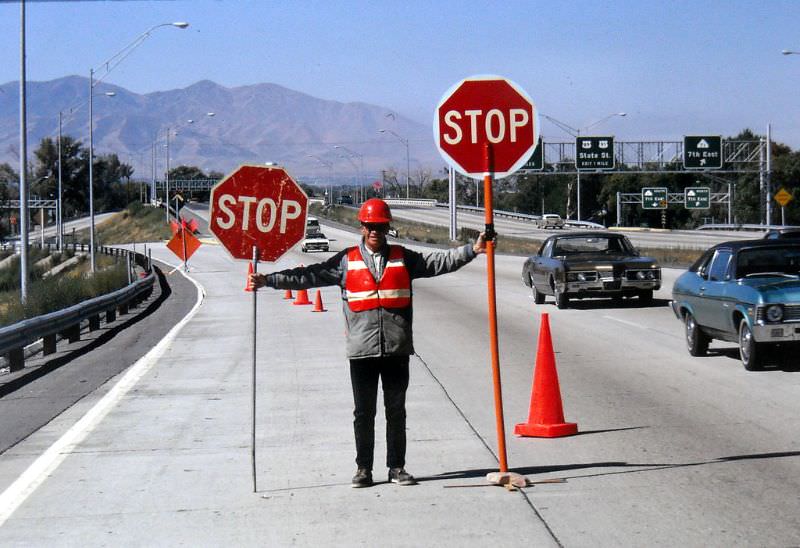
[250,198,486,488]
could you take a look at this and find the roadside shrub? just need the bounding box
[0,261,128,327]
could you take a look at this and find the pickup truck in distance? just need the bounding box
[535,214,565,229]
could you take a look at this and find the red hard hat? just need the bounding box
[358,198,392,223]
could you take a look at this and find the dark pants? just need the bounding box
[349,356,410,470]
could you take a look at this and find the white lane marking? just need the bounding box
[0,266,206,527]
[602,315,648,329]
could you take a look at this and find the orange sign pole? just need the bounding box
[483,143,508,473]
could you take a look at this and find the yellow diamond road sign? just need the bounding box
[775,188,793,207]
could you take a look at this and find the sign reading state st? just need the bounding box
[209,165,308,262]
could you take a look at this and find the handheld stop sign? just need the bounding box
[434,75,539,476]
[209,164,308,262]
[208,164,308,493]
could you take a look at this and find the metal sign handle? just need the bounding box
[251,245,258,492]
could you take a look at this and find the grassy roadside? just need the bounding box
[311,204,703,267]
[0,203,167,326]
[0,254,128,326]
[72,202,172,245]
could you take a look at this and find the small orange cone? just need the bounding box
[283,289,294,300]
[244,262,255,292]
[311,289,326,312]
[293,288,312,305]
[514,313,578,438]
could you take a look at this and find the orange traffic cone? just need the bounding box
[311,289,326,312]
[283,289,294,300]
[514,313,578,438]
[293,288,312,305]
[244,262,255,292]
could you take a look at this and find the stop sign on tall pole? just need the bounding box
[434,75,539,477]
[434,75,539,178]
[209,164,308,262]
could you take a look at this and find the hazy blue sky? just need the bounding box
[3,0,800,147]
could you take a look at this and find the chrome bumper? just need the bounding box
[564,279,660,294]
[752,323,800,343]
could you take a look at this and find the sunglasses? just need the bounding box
[362,223,390,233]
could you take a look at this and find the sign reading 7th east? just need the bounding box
[209,165,308,262]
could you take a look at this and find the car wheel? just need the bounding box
[638,289,654,305]
[555,288,569,309]
[738,319,763,371]
[531,280,545,304]
[685,312,709,357]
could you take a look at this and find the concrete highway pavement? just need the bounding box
[0,221,798,546]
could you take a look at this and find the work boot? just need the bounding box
[351,468,373,488]
[388,467,417,486]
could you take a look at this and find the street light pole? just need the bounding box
[88,68,96,272]
[19,0,29,302]
[86,21,189,274]
[379,129,410,200]
[334,145,364,203]
[540,112,625,222]
[57,110,63,250]
[308,155,334,203]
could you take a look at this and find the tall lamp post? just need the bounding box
[378,129,410,200]
[333,145,364,203]
[308,155,334,204]
[540,112,626,221]
[87,21,189,273]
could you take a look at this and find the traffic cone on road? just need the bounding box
[283,289,294,300]
[311,289,326,312]
[293,288,312,305]
[244,262,255,292]
[514,313,578,438]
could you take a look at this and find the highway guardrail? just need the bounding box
[0,246,155,373]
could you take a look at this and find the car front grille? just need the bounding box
[756,304,800,323]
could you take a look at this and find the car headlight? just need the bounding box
[766,305,784,322]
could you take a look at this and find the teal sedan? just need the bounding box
[671,239,800,370]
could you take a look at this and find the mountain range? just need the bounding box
[0,76,442,182]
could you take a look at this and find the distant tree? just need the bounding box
[169,165,207,180]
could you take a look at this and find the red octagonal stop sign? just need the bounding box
[209,165,308,262]
[434,75,539,179]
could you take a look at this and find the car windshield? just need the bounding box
[307,233,326,239]
[552,236,633,256]
[735,246,800,278]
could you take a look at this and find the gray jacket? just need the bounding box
[265,241,477,359]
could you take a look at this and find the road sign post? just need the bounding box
[684,136,722,170]
[642,187,668,209]
[685,187,711,209]
[435,75,540,474]
[209,164,308,493]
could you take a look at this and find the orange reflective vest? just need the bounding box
[345,245,411,311]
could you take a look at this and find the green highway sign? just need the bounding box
[642,187,668,209]
[684,187,710,209]
[522,138,544,171]
[684,136,722,170]
[576,136,615,170]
